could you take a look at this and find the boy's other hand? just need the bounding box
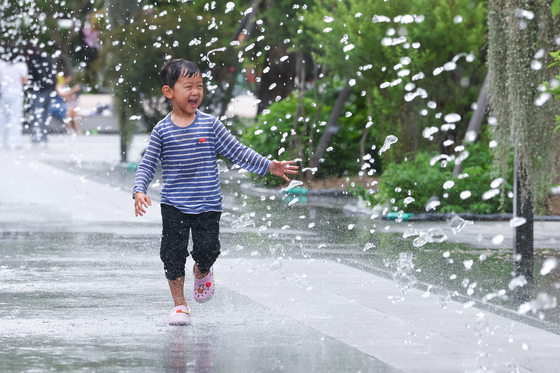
[269,160,298,182]
[134,192,152,217]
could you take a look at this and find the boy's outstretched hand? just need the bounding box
[134,192,152,217]
[269,160,298,182]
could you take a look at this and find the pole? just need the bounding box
[512,150,534,306]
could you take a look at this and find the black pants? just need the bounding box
[160,203,221,280]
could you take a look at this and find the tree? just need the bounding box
[243,0,488,184]
[0,0,103,80]
[99,0,254,161]
[487,0,560,303]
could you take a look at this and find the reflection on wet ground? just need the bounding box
[0,232,400,373]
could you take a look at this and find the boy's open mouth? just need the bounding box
[189,98,198,107]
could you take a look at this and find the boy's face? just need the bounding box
[164,72,204,116]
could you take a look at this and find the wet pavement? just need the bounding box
[2,134,560,372]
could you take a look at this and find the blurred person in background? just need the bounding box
[26,45,57,144]
[0,44,29,149]
[55,71,82,134]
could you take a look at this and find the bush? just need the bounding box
[351,140,514,214]
[241,90,375,187]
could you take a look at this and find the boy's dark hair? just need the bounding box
[160,59,201,88]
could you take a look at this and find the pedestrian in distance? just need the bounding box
[54,72,82,134]
[133,59,298,326]
[26,45,57,144]
[0,44,29,149]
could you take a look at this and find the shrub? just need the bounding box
[352,140,514,214]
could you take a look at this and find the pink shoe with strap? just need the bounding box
[168,305,191,326]
[193,266,214,303]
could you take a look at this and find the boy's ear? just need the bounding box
[162,85,173,99]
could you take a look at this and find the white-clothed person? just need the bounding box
[0,45,29,149]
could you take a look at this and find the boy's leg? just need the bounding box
[191,211,222,276]
[160,204,192,306]
[168,276,186,307]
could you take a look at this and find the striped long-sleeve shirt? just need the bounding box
[133,110,271,214]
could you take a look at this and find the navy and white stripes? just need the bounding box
[133,110,271,214]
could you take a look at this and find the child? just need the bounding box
[133,59,297,326]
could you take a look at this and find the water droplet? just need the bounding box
[491,235,504,245]
[540,258,558,276]
[425,196,440,211]
[490,177,504,189]
[269,261,282,272]
[435,286,450,308]
[231,214,255,230]
[482,189,500,201]
[403,197,415,205]
[413,232,430,247]
[443,61,457,71]
[378,135,398,155]
[444,113,461,123]
[403,225,418,238]
[323,15,334,23]
[453,15,463,23]
[530,60,542,70]
[428,227,447,243]
[225,1,235,13]
[509,217,527,228]
[363,243,376,251]
[443,180,455,190]
[534,92,551,106]
[281,180,304,192]
[447,213,473,234]
[463,260,474,270]
[460,190,471,200]
[216,159,229,173]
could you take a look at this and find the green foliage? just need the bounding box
[547,51,560,129]
[553,0,560,17]
[297,0,488,163]
[241,83,378,187]
[352,139,513,214]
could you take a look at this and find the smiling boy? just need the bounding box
[133,59,297,326]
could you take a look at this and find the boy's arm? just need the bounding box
[213,119,271,177]
[133,129,162,215]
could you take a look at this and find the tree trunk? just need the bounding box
[310,83,351,171]
[107,0,143,162]
[452,73,489,178]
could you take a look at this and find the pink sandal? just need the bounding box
[193,266,214,303]
[168,305,191,326]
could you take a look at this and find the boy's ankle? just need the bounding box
[193,264,208,279]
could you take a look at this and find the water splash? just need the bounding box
[378,135,398,155]
[508,275,527,290]
[425,196,440,211]
[216,159,229,173]
[518,293,557,315]
[281,180,304,192]
[435,286,451,308]
[491,235,504,245]
[393,251,417,296]
[363,243,376,251]
[447,213,473,234]
[540,258,558,276]
[509,217,526,228]
[231,214,255,230]
[403,224,418,238]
